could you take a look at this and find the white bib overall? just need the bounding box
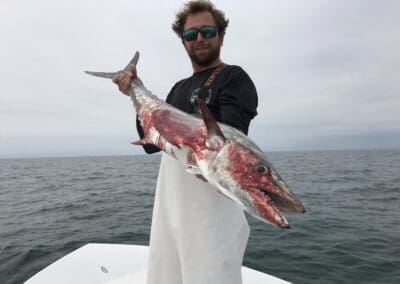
[146,153,250,284]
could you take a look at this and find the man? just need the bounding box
[113,1,258,283]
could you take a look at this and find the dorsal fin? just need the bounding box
[198,99,226,142]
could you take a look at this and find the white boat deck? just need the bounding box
[25,243,291,284]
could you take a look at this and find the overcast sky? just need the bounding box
[1,0,399,158]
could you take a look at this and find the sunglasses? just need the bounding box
[182,26,218,42]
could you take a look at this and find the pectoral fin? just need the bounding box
[131,138,151,145]
[185,164,202,175]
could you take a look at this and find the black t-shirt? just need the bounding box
[137,65,258,153]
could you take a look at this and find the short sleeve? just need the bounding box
[218,67,258,135]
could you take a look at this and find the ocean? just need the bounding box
[0,150,399,284]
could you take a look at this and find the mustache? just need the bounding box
[193,44,209,50]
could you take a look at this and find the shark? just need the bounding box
[85,52,305,228]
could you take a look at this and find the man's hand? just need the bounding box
[112,65,137,96]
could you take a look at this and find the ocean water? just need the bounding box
[0,150,399,284]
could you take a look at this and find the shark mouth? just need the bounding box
[248,187,291,228]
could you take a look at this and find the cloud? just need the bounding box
[1,0,399,157]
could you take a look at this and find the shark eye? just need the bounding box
[255,165,266,173]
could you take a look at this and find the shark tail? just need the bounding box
[84,51,140,79]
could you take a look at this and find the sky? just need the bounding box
[1,0,399,158]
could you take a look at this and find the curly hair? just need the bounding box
[172,0,229,38]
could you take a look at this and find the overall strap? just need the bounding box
[197,63,227,101]
[204,63,227,87]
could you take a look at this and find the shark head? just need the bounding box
[196,99,305,228]
[206,141,305,228]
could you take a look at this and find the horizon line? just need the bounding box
[1,147,399,160]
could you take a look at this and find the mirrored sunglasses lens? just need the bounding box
[201,27,217,38]
[183,29,198,41]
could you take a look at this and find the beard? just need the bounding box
[187,43,221,67]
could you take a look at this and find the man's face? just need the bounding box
[182,11,224,67]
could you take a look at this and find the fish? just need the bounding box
[85,52,305,228]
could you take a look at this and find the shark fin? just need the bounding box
[185,165,202,175]
[85,51,140,79]
[131,138,150,145]
[198,99,226,142]
[186,168,201,175]
[198,99,226,150]
[131,140,144,145]
[124,51,139,70]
